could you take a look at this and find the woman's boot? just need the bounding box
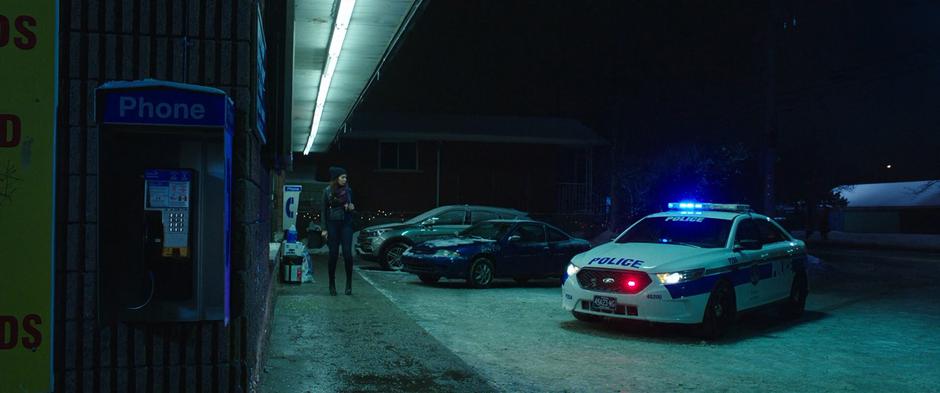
[329,278,337,296]
[345,277,352,295]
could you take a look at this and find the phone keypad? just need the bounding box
[167,209,188,233]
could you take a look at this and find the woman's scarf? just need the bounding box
[331,184,349,206]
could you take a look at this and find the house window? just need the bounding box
[379,142,418,170]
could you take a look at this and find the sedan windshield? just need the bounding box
[459,222,514,240]
[616,216,732,248]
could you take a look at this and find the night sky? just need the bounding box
[357,0,940,191]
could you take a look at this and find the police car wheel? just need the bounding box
[467,258,494,288]
[572,311,602,323]
[381,242,409,271]
[782,272,808,319]
[699,282,735,339]
[418,274,440,284]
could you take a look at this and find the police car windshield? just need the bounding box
[460,222,514,240]
[616,216,732,248]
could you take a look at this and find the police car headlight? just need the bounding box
[655,268,705,284]
[433,249,461,258]
[566,263,581,276]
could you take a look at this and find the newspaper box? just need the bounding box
[281,242,306,284]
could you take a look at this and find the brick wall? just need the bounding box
[55,0,274,391]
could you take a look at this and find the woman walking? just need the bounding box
[321,167,356,295]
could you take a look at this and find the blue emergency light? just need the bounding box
[668,202,703,209]
[668,202,751,212]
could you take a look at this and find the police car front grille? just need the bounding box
[576,269,651,294]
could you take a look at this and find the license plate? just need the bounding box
[591,296,617,313]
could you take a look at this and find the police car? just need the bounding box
[562,202,808,338]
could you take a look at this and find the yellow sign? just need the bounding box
[0,1,57,392]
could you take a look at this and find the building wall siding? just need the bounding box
[55,0,272,392]
[325,139,565,215]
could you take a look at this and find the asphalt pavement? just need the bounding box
[352,247,940,393]
[260,243,940,393]
[258,254,496,393]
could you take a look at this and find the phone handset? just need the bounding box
[127,211,162,310]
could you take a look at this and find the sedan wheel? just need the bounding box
[382,243,409,271]
[782,272,808,319]
[698,281,735,340]
[467,258,494,288]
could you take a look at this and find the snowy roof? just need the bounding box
[836,180,940,208]
[343,112,607,146]
[97,79,227,95]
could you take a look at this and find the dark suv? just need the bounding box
[356,205,527,270]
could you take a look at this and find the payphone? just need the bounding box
[96,80,232,323]
[141,169,196,303]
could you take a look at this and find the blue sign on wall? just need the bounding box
[99,84,228,127]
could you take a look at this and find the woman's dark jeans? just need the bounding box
[326,218,354,289]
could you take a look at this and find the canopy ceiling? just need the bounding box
[292,0,422,154]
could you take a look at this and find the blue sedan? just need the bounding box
[400,219,592,288]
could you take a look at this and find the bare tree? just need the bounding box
[610,143,750,231]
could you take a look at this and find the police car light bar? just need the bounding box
[668,202,751,212]
[668,202,703,209]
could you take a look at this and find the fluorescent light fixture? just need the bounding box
[304,0,357,155]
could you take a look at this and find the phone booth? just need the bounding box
[96,80,232,324]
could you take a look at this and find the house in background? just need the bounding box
[303,113,608,222]
[834,180,940,234]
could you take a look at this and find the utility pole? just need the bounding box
[763,0,780,217]
[436,141,441,207]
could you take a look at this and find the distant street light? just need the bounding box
[886,164,892,169]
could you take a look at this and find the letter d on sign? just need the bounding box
[0,114,22,148]
[0,316,17,349]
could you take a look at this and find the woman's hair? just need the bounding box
[329,176,346,191]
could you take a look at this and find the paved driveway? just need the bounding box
[357,248,940,392]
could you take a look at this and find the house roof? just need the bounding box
[342,112,607,146]
[836,180,940,208]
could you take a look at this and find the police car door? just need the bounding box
[754,219,794,303]
[731,218,766,309]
